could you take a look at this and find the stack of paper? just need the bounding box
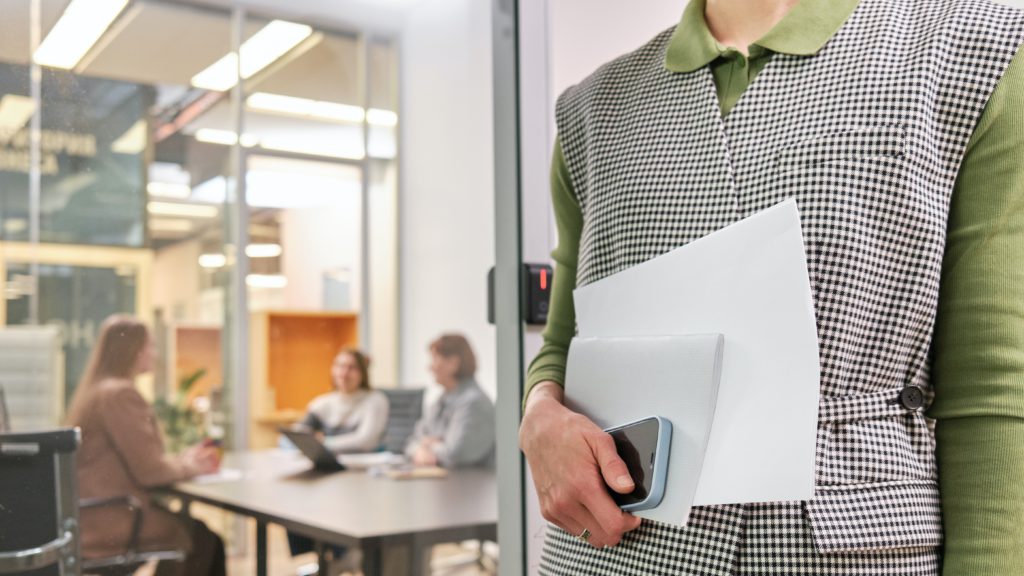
[566,199,820,525]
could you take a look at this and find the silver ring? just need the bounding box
[576,528,591,543]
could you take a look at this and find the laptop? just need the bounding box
[279,428,346,472]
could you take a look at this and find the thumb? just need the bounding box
[592,433,635,494]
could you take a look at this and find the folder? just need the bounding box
[565,334,724,525]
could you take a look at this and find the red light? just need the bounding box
[540,269,548,291]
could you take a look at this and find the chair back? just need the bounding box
[0,429,80,576]
[0,385,9,433]
[380,388,424,454]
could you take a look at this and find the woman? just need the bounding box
[297,348,389,453]
[287,348,388,572]
[405,334,495,468]
[521,0,1024,574]
[67,315,224,576]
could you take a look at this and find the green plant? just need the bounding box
[154,368,207,453]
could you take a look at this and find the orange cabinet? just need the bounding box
[249,310,359,448]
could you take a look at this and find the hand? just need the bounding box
[412,443,439,466]
[519,382,641,549]
[184,444,221,475]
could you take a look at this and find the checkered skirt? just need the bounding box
[543,0,1024,573]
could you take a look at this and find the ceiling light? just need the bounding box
[198,254,227,269]
[146,182,191,199]
[149,218,194,233]
[367,109,399,127]
[247,92,365,123]
[259,137,364,160]
[191,20,313,92]
[3,219,28,234]
[195,128,239,146]
[246,243,283,258]
[147,201,219,218]
[194,128,259,148]
[0,95,36,133]
[111,119,147,154]
[246,274,288,289]
[33,0,130,70]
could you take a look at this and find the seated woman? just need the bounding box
[67,315,224,576]
[288,348,388,573]
[405,334,495,469]
[297,347,389,453]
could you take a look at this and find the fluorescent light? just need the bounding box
[247,92,365,123]
[111,119,147,154]
[147,182,191,199]
[0,95,36,133]
[367,109,399,127]
[246,274,288,289]
[198,254,227,268]
[147,201,219,218]
[260,137,364,160]
[194,128,259,147]
[246,243,282,258]
[33,0,130,70]
[149,218,194,233]
[3,219,28,234]
[195,128,238,146]
[246,93,399,127]
[192,20,313,91]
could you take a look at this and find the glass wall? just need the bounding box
[0,0,400,452]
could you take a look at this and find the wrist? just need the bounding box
[525,381,564,414]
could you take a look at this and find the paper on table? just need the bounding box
[338,451,406,469]
[573,199,820,506]
[191,468,244,484]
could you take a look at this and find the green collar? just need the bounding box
[666,0,861,72]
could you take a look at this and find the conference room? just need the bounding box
[3,0,1024,575]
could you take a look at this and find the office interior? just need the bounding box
[5,0,1021,574]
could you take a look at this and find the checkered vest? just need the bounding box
[552,0,1024,569]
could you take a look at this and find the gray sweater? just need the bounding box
[404,378,495,468]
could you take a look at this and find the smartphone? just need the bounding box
[603,416,671,512]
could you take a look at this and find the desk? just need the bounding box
[159,451,498,576]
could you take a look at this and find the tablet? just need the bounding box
[279,428,346,472]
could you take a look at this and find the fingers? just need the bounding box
[588,431,634,494]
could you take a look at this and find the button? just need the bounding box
[899,385,925,410]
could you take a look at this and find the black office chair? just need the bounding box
[380,388,424,453]
[0,429,80,576]
[79,495,185,576]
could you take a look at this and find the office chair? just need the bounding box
[0,384,10,433]
[79,495,185,576]
[0,429,80,576]
[380,388,424,453]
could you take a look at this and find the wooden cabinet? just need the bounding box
[249,310,359,448]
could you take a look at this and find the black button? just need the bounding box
[899,385,925,410]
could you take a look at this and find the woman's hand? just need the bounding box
[519,382,642,549]
[183,443,221,475]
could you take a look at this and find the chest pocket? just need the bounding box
[776,125,906,172]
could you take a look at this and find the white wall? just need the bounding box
[549,0,685,101]
[398,0,496,396]
[280,200,361,310]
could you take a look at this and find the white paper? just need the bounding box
[338,451,406,469]
[566,334,723,525]
[191,468,244,484]
[573,199,820,506]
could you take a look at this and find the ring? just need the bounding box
[576,528,591,543]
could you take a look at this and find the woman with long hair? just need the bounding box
[67,314,225,576]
